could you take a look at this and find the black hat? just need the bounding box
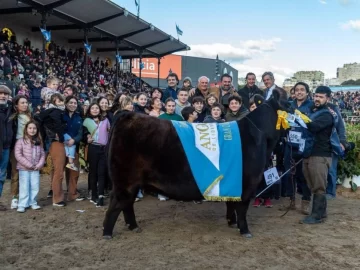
[315,86,331,97]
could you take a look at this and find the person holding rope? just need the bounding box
[301,86,334,224]
[279,82,312,214]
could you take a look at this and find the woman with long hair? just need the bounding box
[10,95,32,210]
[83,103,110,207]
[64,95,84,201]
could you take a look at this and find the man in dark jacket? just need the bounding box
[301,86,333,224]
[162,73,180,102]
[0,85,13,211]
[262,71,288,102]
[238,72,263,109]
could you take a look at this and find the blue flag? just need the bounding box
[84,43,92,54]
[140,62,144,70]
[176,24,183,36]
[135,0,140,15]
[40,28,51,42]
[116,54,122,63]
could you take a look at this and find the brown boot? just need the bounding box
[278,199,296,211]
[301,200,310,215]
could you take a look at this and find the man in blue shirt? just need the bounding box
[162,73,180,102]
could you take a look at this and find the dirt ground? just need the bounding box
[1,174,360,270]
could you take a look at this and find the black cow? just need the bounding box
[103,91,287,239]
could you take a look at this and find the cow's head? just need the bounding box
[268,89,292,113]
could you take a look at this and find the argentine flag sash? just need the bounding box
[171,121,242,201]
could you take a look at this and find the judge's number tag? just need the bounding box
[289,131,302,144]
[264,167,280,186]
[298,139,305,152]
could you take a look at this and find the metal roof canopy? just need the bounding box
[0,0,190,59]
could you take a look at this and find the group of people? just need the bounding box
[0,36,351,225]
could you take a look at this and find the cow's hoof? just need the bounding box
[241,233,253,238]
[103,235,112,240]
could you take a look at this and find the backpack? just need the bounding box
[288,107,344,159]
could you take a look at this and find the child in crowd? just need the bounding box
[40,76,59,109]
[191,96,207,123]
[225,96,249,122]
[205,94,218,115]
[181,106,198,123]
[203,103,225,123]
[14,121,45,213]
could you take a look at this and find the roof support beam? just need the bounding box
[116,27,150,40]
[31,24,81,32]
[87,12,124,27]
[140,38,170,49]
[0,7,33,15]
[45,0,75,10]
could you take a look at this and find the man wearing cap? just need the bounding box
[0,85,14,211]
[301,86,334,224]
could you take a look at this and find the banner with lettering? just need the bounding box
[171,121,242,201]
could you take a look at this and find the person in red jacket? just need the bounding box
[14,121,45,213]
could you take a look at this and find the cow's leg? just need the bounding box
[226,202,237,228]
[235,200,252,238]
[103,192,132,239]
[123,203,142,233]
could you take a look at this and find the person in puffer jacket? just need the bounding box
[40,76,59,109]
[14,121,45,213]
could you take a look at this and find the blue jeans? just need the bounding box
[0,148,10,197]
[64,134,76,159]
[326,154,338,197]
[18,170,40,208]
[283,145,311,201]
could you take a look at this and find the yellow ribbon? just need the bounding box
[276,110,290,130]
[294,109,312,123]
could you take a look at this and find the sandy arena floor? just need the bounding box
[0,174,360,270]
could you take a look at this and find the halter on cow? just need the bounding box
[103,90,289,239]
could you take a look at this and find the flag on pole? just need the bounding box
[116,54,122,63]
[40,28,51,42]
[176,24,183,36]
[84,43,92,54]
[135,0,140,16]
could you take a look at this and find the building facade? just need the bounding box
[293,71,324,82]
[337,63,360,84]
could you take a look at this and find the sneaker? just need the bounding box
[264,198,273,208]
[158,194,168,201]
[90,199,98,205]
[252,198,262,207]
[11,198,18,209]
[47,190,53,198]
[137,189,143,199]
[17,207,25,213]
[53,201,66,207]
[96,196,104,207]
[75,196,85,201]
[31,204,41,210]
[135,197,140,202]
[66,163,79,171]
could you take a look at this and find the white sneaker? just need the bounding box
[31,204,41,210]
[158,194,168,201]
[17,207,25,213]
[11,198,18,209]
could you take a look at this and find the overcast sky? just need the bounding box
[114,0,360,84]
